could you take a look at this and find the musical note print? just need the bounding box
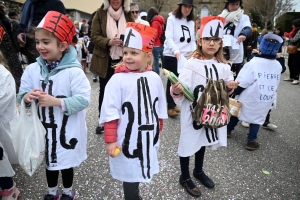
[210,22,222,38]
[180,25,191,43]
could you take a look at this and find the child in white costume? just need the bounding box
[171,16,239,197]
[100,22,168,200]
[227,33,283,151]
[17,11,91,200]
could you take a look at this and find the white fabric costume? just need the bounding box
[163,13,196,58]
[236,57,281,124]
[19,62,91,170]
[100,72,168,182]
[222,14,251,63]
[0,64,17,177]
[174,58,234,157]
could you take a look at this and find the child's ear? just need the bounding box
[146,52,153,63]
[59,42,69,52]
[198,38,202,46]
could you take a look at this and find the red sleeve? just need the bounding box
[159,118,163,131]
[104,119,118,143]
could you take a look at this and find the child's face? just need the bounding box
[199,37,222,59]
[35,30,66,63]
[123,47,150,72]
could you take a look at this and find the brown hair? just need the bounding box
[35,28,62,45]
[190,39,227,63]
[172,4,194,22]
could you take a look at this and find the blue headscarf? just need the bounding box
[20,0,40,32]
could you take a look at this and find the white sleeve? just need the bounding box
[236,63,256,88]
[99,76,122,124]
[164,16,180,55]
[173,61,194,105]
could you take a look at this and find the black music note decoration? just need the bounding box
[124,28,135,47]
[210,22,222,38]
[180,25,191,43]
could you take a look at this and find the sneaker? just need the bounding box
[167,109,178,117]
[95,126,104,134]
[93,78,98,82]
[292,80,299,85]
[60,191,75,200]
[246,140,260,150]
[44,191,60,200]
[227,130,232,138]
[241,121,250,128]
[262,123,278,130]
[0,182,20,200]
[283,78,293,81]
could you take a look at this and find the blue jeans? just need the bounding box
[227,116,260,141]
[152,46,164,75]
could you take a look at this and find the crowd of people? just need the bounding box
[0,0,299,199]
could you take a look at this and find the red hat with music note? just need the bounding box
[199,16,226,38]
[123,22,157,53]
[37,11,76,45]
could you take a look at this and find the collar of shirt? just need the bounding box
[45,59,61,72]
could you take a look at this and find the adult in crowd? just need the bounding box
[0,3,23,92]
[245,23,259,61]
[163,0,196,117]
[147,7,165,75]
[80,19,87,37]
[284,19,300,85]
[0,53,20,200]
[90,0,134,134]
[219,0,251,78]
[130,3,149,26]
[139,9,147,21]
[8,11,19,36]
[258,28,268,44]
[74,21,80,37]
[16,0,66,64]
[87,11,98,82]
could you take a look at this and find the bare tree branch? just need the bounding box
[244,0,296,29]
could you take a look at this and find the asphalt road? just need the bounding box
[11,66,300,200]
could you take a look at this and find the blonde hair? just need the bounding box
[190,38,227,63]
[115,49,153,68]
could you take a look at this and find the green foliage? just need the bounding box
[276,12,300,32]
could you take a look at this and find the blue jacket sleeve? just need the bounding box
[239,26,252,39]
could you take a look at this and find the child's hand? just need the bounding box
[175,52,181,61]
[171,82,183,95]
[106,142,121,158]
[23,88,43,103]
[38,92,61,107]
[226,81,240,89]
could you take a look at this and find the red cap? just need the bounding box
[37,11,76,44]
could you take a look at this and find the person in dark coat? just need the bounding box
[16,0,66,64]
[0,4,23,92]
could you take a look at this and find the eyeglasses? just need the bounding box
[131,11,139,14]
[202,37,222,44]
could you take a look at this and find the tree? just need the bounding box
[244,0,296,29]
[154,0,164,12]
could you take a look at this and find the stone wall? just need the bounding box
[133,0,251,19]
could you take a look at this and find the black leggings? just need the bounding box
[123,182,140,200]
[0,177,13,190]
[180,146,206,180]
[46,168,73,188]
[163,56,178,109]
[98,66,115,115]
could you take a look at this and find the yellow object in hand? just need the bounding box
[114,148,121,157]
